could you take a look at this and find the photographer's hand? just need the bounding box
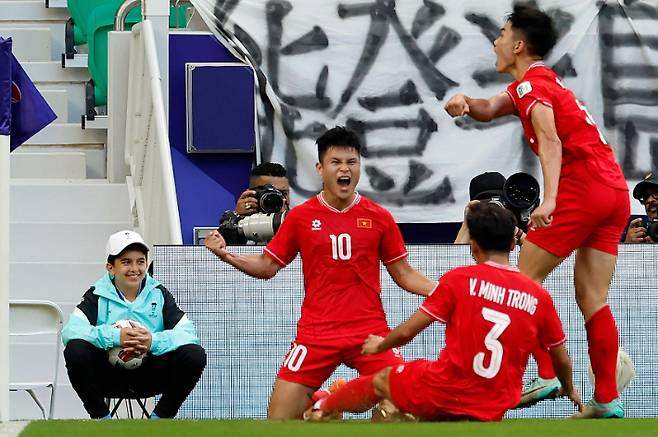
[625,218,650,243]
[235,189,258,216]
[205,230,229,261]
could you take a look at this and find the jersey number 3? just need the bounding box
[473,307,511,379]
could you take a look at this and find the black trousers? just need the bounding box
[64,339,206,418]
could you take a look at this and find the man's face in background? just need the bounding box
[643,186,658,220]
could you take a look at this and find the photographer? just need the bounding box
[235,162,290,216]
[219,162,290,244]
[624,173,658,243]
[454,172,528,245]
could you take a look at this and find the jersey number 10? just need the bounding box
[330,233,352,260]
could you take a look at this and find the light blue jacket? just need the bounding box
[62,273,200,355]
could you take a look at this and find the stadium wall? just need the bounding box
[154,244,658,419]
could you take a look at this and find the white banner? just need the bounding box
[190,0,658,221]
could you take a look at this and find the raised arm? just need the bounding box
[529,103,562,228]
[205,230,282,279]
[385,258,437,297]
[444,92,515,122]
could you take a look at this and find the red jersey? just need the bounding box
[506,62,627,191]
[419,261,565,420]
[265,192,408,340]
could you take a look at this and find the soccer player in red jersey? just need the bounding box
[443,5,629,418]
[305,203,582,422]
[204,126,437,419]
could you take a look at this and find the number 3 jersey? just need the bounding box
[419,261,565,413]
[265,192,408,340]
[506,62,627,191]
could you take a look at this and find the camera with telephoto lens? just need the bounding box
[484,172,540,232]
[252,184,285,214]
[637,219,658,242]
[218,210,287,244]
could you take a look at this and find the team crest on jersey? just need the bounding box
[311,219,322,230]
[357,218,372,229]
[516,81,533,98]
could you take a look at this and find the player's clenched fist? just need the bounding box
[205,230,228,260]
[362,334,384,356]
[444,94,471,117]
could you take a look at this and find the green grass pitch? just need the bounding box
[19,419,658,437]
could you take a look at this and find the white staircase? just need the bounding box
[2,0,132,419]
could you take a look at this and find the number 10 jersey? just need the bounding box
[265,192,409,340]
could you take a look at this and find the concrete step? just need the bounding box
[39,88,68,122]
[0,21,66,62]
[15,145,107,179]
[10,222,133,263]
[10,181,130,222]
[0,27,51,62]
[0,1,69,22]
[25,122,106,146]
[34,82,86,124]
[10,150,86,179]
[10,262,104,303]
[23,61,89,84]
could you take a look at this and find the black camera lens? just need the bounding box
[504,172,540,210]
[253,184,284,214]
[259,192,284,214]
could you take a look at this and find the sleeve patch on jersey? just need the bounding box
[516,81,533,98]
[357,218,372,229]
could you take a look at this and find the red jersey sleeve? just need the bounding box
[264,209,299,267]
[379,208,408,265]
[506,78,554,119]
[419,271,455,324]
[538,293,566,350]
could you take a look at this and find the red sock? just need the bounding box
[321,374,381,414]
[533,346,556,379]
[586,305,619,403]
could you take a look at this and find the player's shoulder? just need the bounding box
[356,194,394,217]
[511,64,556,97]
[440,264,474,283]
[288,195,320,216]
[513,269,553,299]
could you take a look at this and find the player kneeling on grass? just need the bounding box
[306,203,582,422]
[62,230,206,419]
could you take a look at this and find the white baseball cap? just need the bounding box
[105,230,150,258]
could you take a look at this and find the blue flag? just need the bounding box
[0,37,11,137]
[0,37,57,151]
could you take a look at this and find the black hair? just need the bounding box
[466,202,517,253]
[250,162,287,178]
[316,126,361,163]
[507,5,557,58]
[107,243,149,264]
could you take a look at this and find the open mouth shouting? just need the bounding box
[337,176,351,188]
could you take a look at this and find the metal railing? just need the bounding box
[115,0,194,31]
[124,20,182,245]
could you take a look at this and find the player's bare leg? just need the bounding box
[572,247,625,419]
[516,240,566,408]
[268,378,316,420]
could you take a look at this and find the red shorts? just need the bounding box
[276,331,403,388]
[526,161,629,257]
[388,360,496,421]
